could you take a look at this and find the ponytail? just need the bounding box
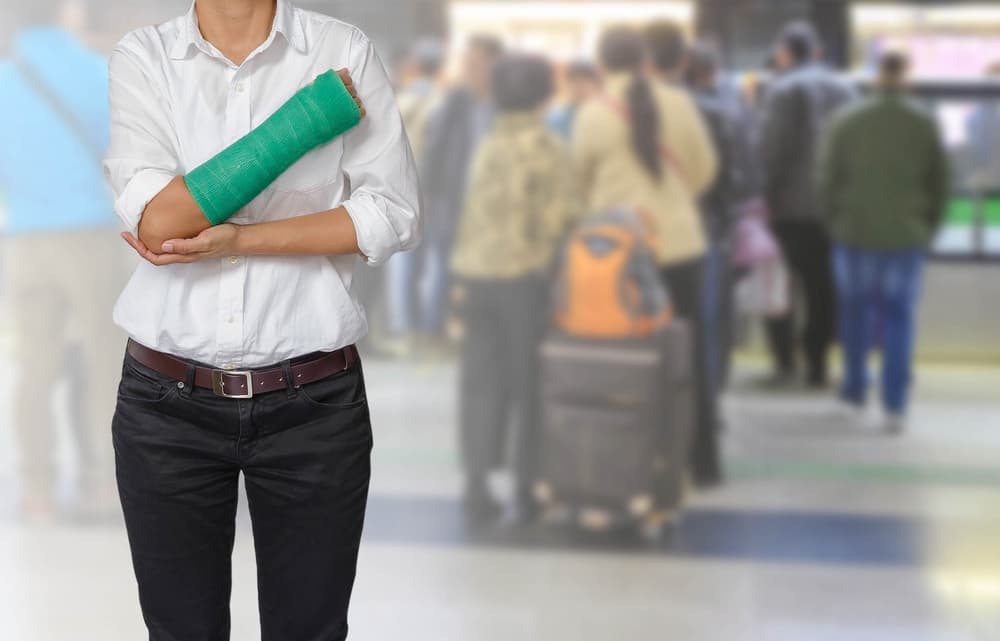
[627,74,663,181]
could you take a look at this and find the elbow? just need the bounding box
[137,213,174,254]
[345,197,422,267]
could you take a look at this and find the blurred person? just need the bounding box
[547,59,600,139]
[396,39,444,160]
[0,0,123,520]
[964,63,1000,193]
[417,34,504,348]
[384,38,445,355]
[760,20,858,388]
[643,19,687,84]
[684,41,756,394]
[451,52,575,522]
[574,26,721,486]
[819,52,948,433]
[103,0,418,639]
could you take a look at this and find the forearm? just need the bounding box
[137,69,362,254]
[138,176,212,251]
[235,207,361,257]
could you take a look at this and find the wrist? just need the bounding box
[233,224,256,255]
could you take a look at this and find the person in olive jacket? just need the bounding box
[818,51,949,434]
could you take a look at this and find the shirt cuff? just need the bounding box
[113,169,176,233]
[343,196,406,267]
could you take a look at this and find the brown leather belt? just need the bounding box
[126,339,358,399]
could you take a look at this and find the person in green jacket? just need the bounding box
[818,51,949,434]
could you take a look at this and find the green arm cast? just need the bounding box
[184,69,361,226]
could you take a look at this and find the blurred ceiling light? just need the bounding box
[855,4,1000,28]
[450,1,693,60]
[451,1,692,23]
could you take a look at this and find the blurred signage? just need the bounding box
[854,3,1000,78]
[449,1,693,60]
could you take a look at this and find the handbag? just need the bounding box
[730,197,781,268]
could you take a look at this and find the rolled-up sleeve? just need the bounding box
[340,29,422,266]
[103,41,180,233]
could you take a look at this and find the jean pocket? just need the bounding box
[117,357,176,404]
[297,366,367,410]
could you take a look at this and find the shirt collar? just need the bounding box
[168,0,307,61]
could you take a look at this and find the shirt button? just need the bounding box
[229,256,239,265]
[234,82,245,93]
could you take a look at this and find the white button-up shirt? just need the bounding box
[103,0,421,368]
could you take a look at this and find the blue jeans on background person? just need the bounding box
[418,233,452,336]
[832,244,925,415]
[385,234,451,339]
[386,249,417,337]
[701,241,735,397]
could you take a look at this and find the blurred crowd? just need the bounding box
[372,20,949,521]
[0,1,953,526]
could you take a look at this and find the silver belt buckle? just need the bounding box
[212,370,254,399]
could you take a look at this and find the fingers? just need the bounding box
[120,232,198,266]
[337,68,366,119]
[121,232,147,254]
[146,253,199,266]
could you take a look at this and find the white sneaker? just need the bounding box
[884,412,907,435]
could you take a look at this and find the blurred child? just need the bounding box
[451,53,577,522]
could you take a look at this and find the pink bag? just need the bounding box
[730,198,781,268]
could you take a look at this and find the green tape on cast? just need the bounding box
[185,69,361,225]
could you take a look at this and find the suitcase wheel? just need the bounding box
[638,510,676,543]
[627,494,654,518]
[577,508,613,531]
[534,481,555,505]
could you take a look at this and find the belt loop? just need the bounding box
[281,360,296,398]
[180,363,196,398]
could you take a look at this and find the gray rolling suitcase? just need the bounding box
[535,321,694,535]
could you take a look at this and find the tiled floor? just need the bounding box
[1,353,999,640]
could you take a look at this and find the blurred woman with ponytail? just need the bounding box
[572,25,722,486]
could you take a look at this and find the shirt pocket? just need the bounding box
[271,137,345,194]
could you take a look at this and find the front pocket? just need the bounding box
[117,359,175,404]
[297,367,367,409]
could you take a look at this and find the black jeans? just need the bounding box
[660,258,722,486]
[766,220,837,383]
[457,276,547,500]
[112,352,373,641]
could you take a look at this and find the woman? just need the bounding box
[451,53,577,521]
[103,0,419,638]
[572,26,722,486]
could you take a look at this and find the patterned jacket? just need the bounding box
[451,112,579,279]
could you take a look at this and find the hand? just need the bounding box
[337,68,366,119]
[122,224,241,266]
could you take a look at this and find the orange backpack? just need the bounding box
[552,209,673,339]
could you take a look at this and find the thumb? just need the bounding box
[162,236,209,255]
